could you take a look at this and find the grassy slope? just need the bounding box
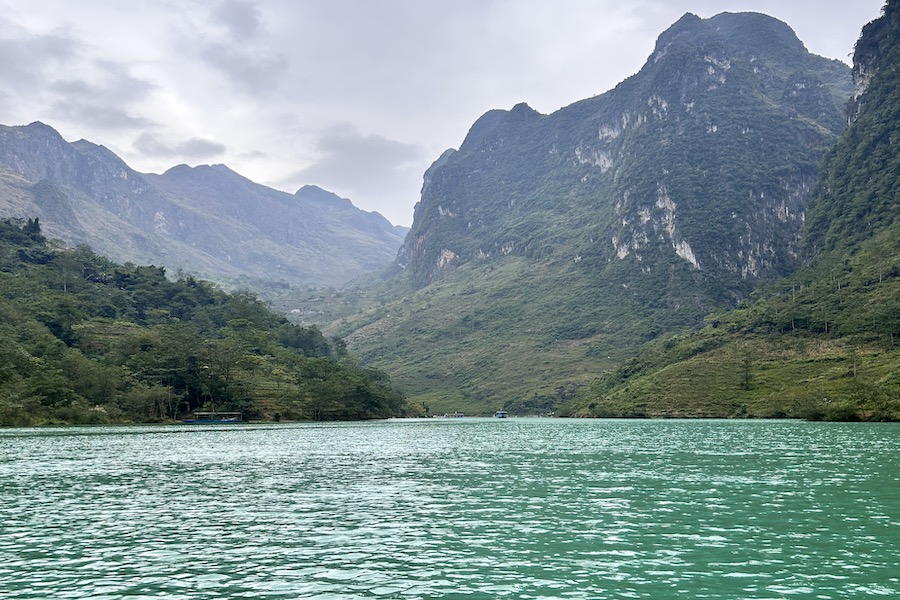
[572,330,899,420]
[568,227,900,420]
[327,255,672,416]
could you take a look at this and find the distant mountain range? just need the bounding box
[327,10,887,415]
[0,122,407,288]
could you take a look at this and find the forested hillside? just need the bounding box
[567,1,900,421]
[0,218,406,426]
[330,11,856,414]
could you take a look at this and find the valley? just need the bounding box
[1,6,897,422]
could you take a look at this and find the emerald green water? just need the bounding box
[1,419,897,599]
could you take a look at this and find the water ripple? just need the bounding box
[1,420,898,598]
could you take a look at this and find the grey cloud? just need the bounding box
[211,0,262,41]
[0,18,159,132]
[134,133,226,159]
[238,149,269,160]
[298,129,424,184]
[51,102,155,130]
[85,60,156,105]
[187,0,287,93]
[50,62,154,103]
[288,128,427,222]
[199,42,287,92]
[46,60,157,130]
[0,22,78,88]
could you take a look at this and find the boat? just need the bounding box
[495,410,508,418]
[181,411,242,424]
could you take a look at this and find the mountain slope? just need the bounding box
[402,13,850,291]
[803,2,900,257]
[0,123,405,288]
[0,217,407,426]
[568,1,900,421]
[332,11,855,414]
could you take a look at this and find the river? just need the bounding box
[1,419,897,598]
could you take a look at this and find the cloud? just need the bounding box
[0,19,78,91]
[198,42,288,92]
[46,61,158,130]
[0,15,160,133]
[238,149,270,161]
[133,132,226,160]
[188,0,288,93]
[64,60,156,105]
[51,103,155,130]
[291,127,427,196]
[211,0,263,41]
[274,126,429,224]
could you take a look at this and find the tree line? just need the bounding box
[0,218,407,426]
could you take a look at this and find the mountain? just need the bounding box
[566,0,900,421]
[802,2,899,258]
[402,12,850,294]
[330,11,857,414]
[0,122,406,288]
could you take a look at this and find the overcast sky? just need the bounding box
[0,0,885,226]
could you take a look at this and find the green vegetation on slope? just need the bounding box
[327,12,854,415]
[567,230,900,420]
[568,2,900,421]
[0,218,406,426]
[804,2,900,257]
[329,254,709,416]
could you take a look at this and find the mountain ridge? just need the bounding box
[400,11,850,294]
[568,1,899,421]
[333,10,858,413]
[0,121,406,288]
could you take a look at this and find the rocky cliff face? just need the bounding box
[567,1,900,421]
[0,122,405,288]
[848,2,893,120]
[400,12,851,307]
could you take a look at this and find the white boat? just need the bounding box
[434,412,465,418]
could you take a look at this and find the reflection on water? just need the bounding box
[1,419,898,598]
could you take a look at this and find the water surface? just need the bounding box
[1,419,897,598]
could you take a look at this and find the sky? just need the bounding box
[0,0,886,226]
